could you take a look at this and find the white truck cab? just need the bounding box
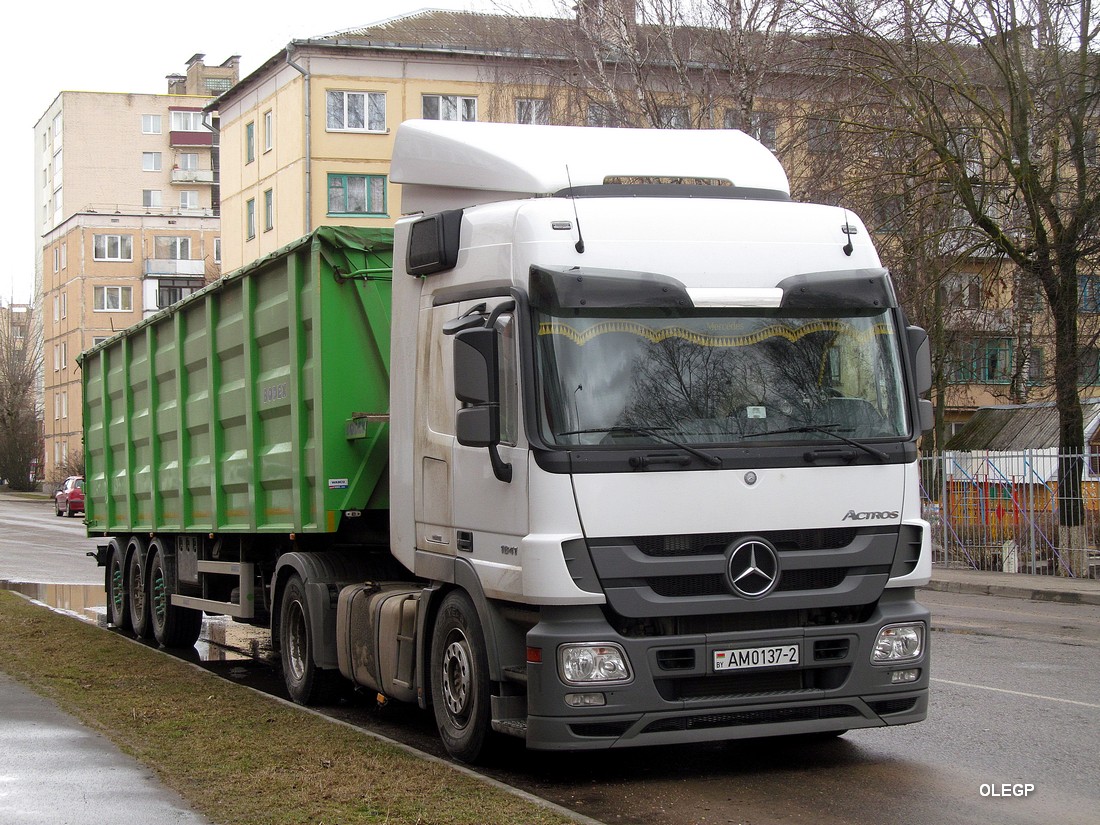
[384,120,931,760]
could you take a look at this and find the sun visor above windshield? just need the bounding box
[530,265,693,310]
[778,269,896,313]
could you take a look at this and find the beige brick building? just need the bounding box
[34,55,238,481]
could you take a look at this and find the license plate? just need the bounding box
[713,644,799,672]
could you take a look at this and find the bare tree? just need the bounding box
[0,310,43,491]
[494,1,799,130]
[803,0,1100,571]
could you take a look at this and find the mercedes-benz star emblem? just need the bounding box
[726,539,780,599]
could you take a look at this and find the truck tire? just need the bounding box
[279,574,343,705]
[430,590,491,763]
[106,539,131,631]
[148,540,202,649]
[126,537,152,639]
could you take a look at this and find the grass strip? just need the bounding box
[0,591,576,825]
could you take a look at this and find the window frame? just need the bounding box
[142,114,162,134]
[326,90,387,133]
[142,151,162,172]
[246,198,256,240]
[245,121,255,164]
[263,188,274,232]
[93,285,134,313]
[326,173,387,217]
[421,94,477,122]
[93,234,133,262]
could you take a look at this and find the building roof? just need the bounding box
[944,400,1100,451]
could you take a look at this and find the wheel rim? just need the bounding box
[285,600,308,682]
[441,630,473,725]
[129,555,145,617]
[151,561,167,628]
[110,557,125,618]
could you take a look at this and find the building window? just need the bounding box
[178,152,199,171]
[61,391,68,419]
[264,110,273,152]
[204,77,232,95]
[61,293,67,319]
[142,114,162,134]
[93,234,133,261]
[142,152,162,171]
[214,238,221,263]
[327,174,386,216]
[171,110,205,132]
[327,91,386,132]
[1080,276,1100,313]
[53,247,60,273]
[143,190,162,208]
[738,110,778,152]
[156,278,201,308]
[92,336,109,346]
[94,286,133,312]
[1028,348,1043,384]
[422,94,476,122]
[515,98,549,125]
[949,338,1013,384]
[942,273,982,309]
[806,117,841,155]
[245,121,255,164]
[246,198,256,240]
[154,236,191,260]
[264,188,274,232]
[180,190,199,210]
[1079,347,1100,385]
[61,244,67,269]
[586,103,621,128]
[657,106,690,129]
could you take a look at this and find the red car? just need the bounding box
[55,476,84,517]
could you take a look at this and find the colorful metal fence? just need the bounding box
[921,452,1100,578]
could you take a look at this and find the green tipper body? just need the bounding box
[79,226,393,536]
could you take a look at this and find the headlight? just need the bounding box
[872,622,925,663]
[558,643,632,685]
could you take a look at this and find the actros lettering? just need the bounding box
[842,509,900,521]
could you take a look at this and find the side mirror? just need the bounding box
[453,327,512,483]
[906,326,932,396]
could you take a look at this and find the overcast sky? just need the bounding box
[4,0,557,306]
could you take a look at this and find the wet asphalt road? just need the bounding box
[2,492,1098,825]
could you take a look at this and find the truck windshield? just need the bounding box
[535,309,909,447]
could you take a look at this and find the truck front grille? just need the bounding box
[642,704,859,734]
[588,527,900,619]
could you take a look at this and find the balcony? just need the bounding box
[171,168,217,185]
[143,258,207,276]
[170,130,213,148]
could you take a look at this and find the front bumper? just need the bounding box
[523,589,929,750]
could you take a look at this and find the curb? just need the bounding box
[923,579,1100,607]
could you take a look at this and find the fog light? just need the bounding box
[872,622,925,663]
[558,643,632,685]
[565,692,607,707]
[890,668,920,684]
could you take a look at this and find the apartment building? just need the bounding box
[34,55,238,481]
[212,9,1095,441]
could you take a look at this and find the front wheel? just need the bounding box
[430,591,492,763]
[148,539,202,649]
[279,574,343,705]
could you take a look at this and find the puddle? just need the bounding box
[1,580,276,666]
[0,580,107,625]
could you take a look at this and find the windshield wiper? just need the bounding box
[740,424,889,462]
[555,425,722,467]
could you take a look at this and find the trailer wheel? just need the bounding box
[126,537,152,639]
[279,574,342,705]
[106,539,131,631]
[148,540,202,649]
[430,591,491,763]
